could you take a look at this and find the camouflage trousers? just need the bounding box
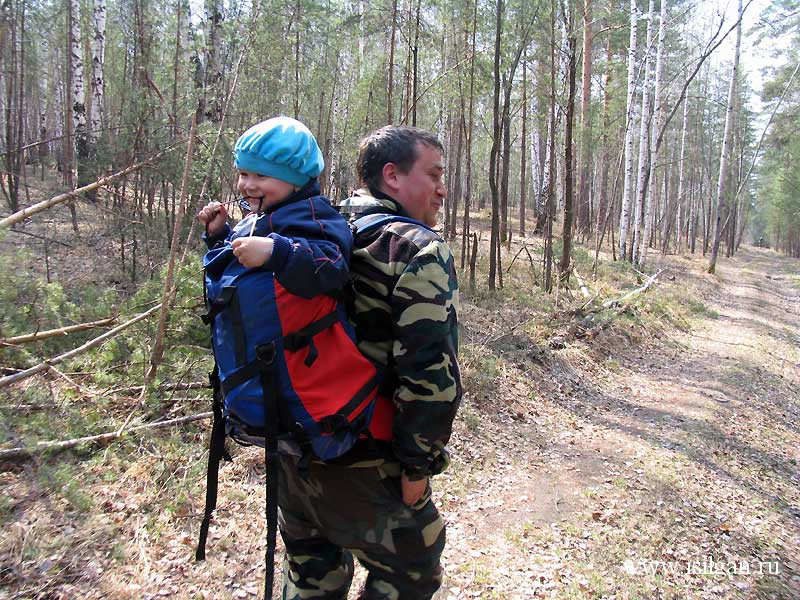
[278,453,446,600]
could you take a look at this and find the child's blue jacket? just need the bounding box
[203,179,351,298]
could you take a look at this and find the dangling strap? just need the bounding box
[255,342,280,600]
[196,365,230,560]
[282,311,339,367]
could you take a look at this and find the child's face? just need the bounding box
[237,170,296,211]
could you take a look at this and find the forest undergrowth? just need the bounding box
[0,197,798,599]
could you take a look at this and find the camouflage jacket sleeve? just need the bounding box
[390,237,462,480]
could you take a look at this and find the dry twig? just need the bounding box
[0,317,116,346]
[0,412,212,461]
[0,304,162,388]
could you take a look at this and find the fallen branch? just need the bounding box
[0,303,162,388]
[0,317,117,346]
[602,269,662,308]
[0,411,212,461]
[108,381,209,395]
[0,143,184,229]
[573,267,592,300]
[47,365,95,398]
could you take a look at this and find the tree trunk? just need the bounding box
[639,0,666,266]
[500,73,511,244]
[448,112,463,241]
[1,0,23,213]
[520,57,528,237]
[708,0,742,273]
[144,119,196,387]
[488,0,503,291]
[674,95,689,254]
[70,0,87,165]
[595,40,612,261]
[387,0,397,123]
[460,0,478,271]
[559,0,577,281]
[618,0,638,261]
[577,0,593,237]
[89,0,106,145]
[411,0,421,126]
[170,0,183,134]
[202,0,223,123]
[632,0,655,264]
[543,0,557,293]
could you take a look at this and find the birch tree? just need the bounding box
[639,0,666,266]
[708,0,743,274]
[673,95,690,255]
[69,0,87,163]
[632,0,655,264]
[618,0,638,261]
[89,0,106,146]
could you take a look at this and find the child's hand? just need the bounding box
[197,201,228,236]
[231,236,274,268]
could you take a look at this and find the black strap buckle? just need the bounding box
[318,413,350,435]
[256,342,276,365]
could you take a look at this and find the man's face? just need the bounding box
[391,142,446,227]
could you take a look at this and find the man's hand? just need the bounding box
[197,201,228,237]
[231,236,274,268]
[401,472,428,507]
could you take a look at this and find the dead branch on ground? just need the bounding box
[602,269,662,309]
[0,317,116,346]
[0,411,212,462]
[0,303,162,388]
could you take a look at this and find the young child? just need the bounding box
[195,115,380,449]
[197,116,350,295]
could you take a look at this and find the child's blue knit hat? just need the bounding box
[233,117,324,187]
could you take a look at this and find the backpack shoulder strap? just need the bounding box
[351,213,434,237]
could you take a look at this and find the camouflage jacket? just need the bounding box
[343,189,462,480]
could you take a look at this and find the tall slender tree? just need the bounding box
[619,0,638,261]
[632,0,655,264]
[709,0,743,273]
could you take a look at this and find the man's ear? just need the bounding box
[381,162,401,193]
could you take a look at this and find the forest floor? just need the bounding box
[1,203,799,599]
[433,247,800,600]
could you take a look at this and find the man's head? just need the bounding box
[356,126,446,227]
[234,117,324,209]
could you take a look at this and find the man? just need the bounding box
[278,126,462,599]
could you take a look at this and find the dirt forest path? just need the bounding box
[436,248,800,599]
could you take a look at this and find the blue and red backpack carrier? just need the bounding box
[195,212,388,598]
[195,211,429,598]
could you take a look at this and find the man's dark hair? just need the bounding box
[356,126,444,192]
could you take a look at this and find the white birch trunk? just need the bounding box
[90,0,106,144]
[70,0,87,161]
[675,95,689,254]
[327,87,340,200]
[618,0,638,261]
[632,0,655,264]
[708,0,742,273]
[640,0,667,266]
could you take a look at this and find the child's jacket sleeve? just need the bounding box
[262,196,352,299]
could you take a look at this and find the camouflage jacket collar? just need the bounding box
[339,188,412,219]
